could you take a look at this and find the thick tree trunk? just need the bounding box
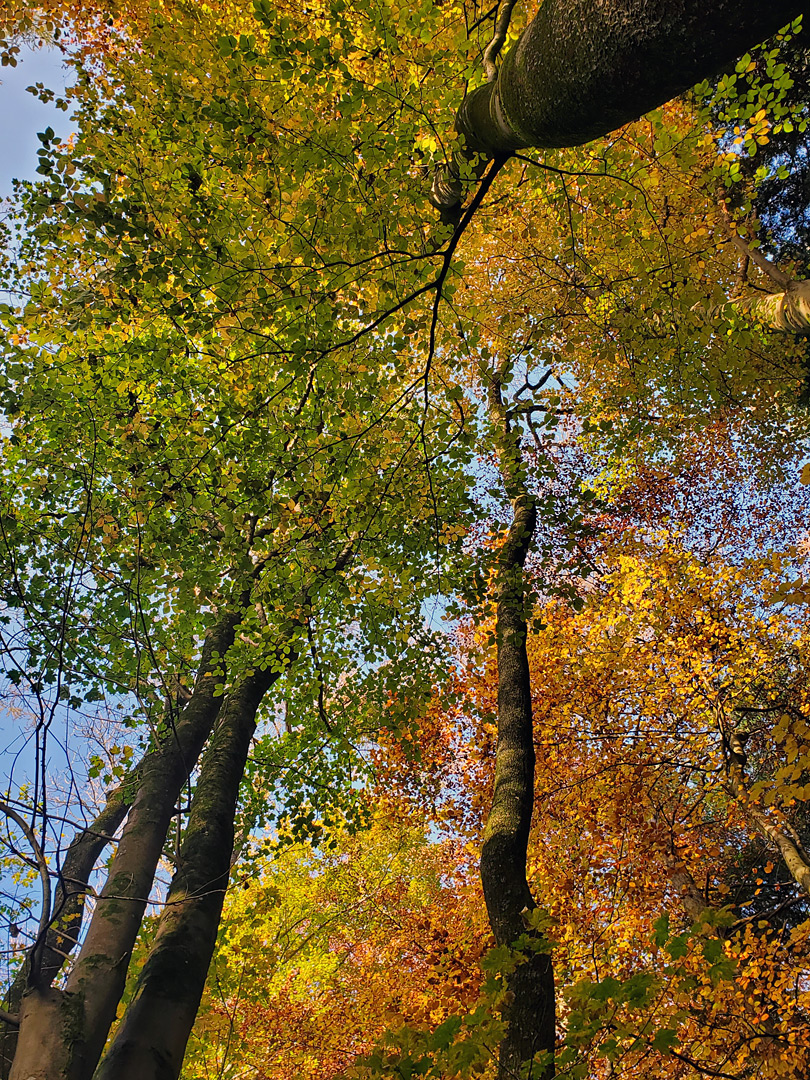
[8,988,84,1080]
[37,797,132,991]
[433,0,806,217]
[0,791,130,1077]
[481,369,555,1080]
[457,0,806,156]
[9,613,240,1080]
[94,664,280,1080]
[663,850,710,924]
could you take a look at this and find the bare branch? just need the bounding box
[717,190,792,290]
[0,1010,18,1029]
[0,802,51,966]
[483,0,519,82]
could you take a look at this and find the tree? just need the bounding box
[356,421,810,1080]
[0,31,475,1060]
[1,1,809,1079]
[201,415,810,1080]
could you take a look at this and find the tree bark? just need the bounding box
[432,0,806,216]
[734,281,810,334]
[9,613,240,1080]
[457,0,806,156]
[666,860,710,924]
[710,707,810,893]
[0,791,130,1078]
[94,663,281,1080]
[7,988,84,1080]
[724,761,810,895]
[481,368,555,1080]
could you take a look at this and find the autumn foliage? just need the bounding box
[1,2,810,1080]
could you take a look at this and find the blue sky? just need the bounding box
[0,47,79,954]
[0,44,73,198]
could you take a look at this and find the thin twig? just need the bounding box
[668,1048,744,1079]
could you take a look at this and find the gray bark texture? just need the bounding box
[94,664,280,1080]
[8,614,240,1080]
[7,988,84,1080]
[456,0,807,156]
[0,792,130,1078]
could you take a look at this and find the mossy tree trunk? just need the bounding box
[0,792,130,1078]
[94,664,281,1080]
[8,614,241,1080]
[481,366,555,1080]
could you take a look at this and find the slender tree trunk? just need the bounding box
[663,705,810,902]
[696,280,810,336]
[712,197,810,334]
[658,838,784,1050]
[9,613,240,1080]
[95,664,280,1080]
[724,765,810,895]
[481,368,555,1080]
[734,281,810,334]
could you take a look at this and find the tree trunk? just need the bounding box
[9,613,240,1080]
[735,280,810,334]
[457,0,806,156]
[724,762,810,894]
[0,791,130,1077]
[481,369,555,1080]
[94,664,280,1080]
[8,988,84,1080]
[662,850,710,924]
[432,0,806,217]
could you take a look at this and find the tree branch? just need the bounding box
[483,0,519,82]
[717,190,792,290]
[0,802,51,978]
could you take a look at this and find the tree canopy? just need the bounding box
[1,2,810,1079]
